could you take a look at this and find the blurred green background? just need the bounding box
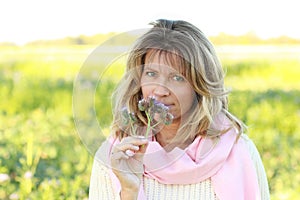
[0,33,299,199]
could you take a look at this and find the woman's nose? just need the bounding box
[153,84,170,97]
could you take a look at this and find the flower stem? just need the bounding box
[145,111,151,138]
[151,120,163,129]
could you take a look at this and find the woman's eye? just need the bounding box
[146,71,156,77]
[173,75,185,82]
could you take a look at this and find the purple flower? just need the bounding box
[148,96,156,107]
[129,112,137,122]
[120,107,138,135]
[138,96,174,136]
[121,107,130,125]
[120,96,174,137]
[138,99,148,111]
[164,113,174,125]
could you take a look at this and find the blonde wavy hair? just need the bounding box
[111,19,245,144]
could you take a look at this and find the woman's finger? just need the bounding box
[121,136,148,146]
[113,143,140,153]
[111,150,129,160]
[111,136,149,164]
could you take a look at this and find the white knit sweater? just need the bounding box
[88,134,270,200]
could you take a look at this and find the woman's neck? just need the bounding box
[155,123,178,147]
[155,119,192,150]
[155,116,195,151]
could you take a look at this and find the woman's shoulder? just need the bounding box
[238,133,265,167]
[94,136,117,166]
[91,137,119,180]
[239,134,270,199]
[240,134,259,154]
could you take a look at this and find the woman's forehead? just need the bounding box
[144,49,186,71]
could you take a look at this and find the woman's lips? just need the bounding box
[155,99,174,109]
[165,104,174,109]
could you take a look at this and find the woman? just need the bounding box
[89,19,270,200]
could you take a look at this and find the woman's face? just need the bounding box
[140,51,196,120]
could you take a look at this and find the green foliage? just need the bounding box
[0,45,299,199]
[228,90,300,199]
[3,31,300,47]
[209,32,300,45]
[23,32,140,47]
[222,55,300,91]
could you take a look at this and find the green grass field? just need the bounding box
[0,45,299,199]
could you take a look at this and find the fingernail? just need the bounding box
[133,146,139,150]
[135,135,146,139]
[125,150,135,157]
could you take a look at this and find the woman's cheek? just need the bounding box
[141,85,152,98]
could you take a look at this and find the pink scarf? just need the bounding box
[97,116,260,200]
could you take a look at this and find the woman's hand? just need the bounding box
[110,136,148,199]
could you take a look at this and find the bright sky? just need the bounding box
[1,0,299,45]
